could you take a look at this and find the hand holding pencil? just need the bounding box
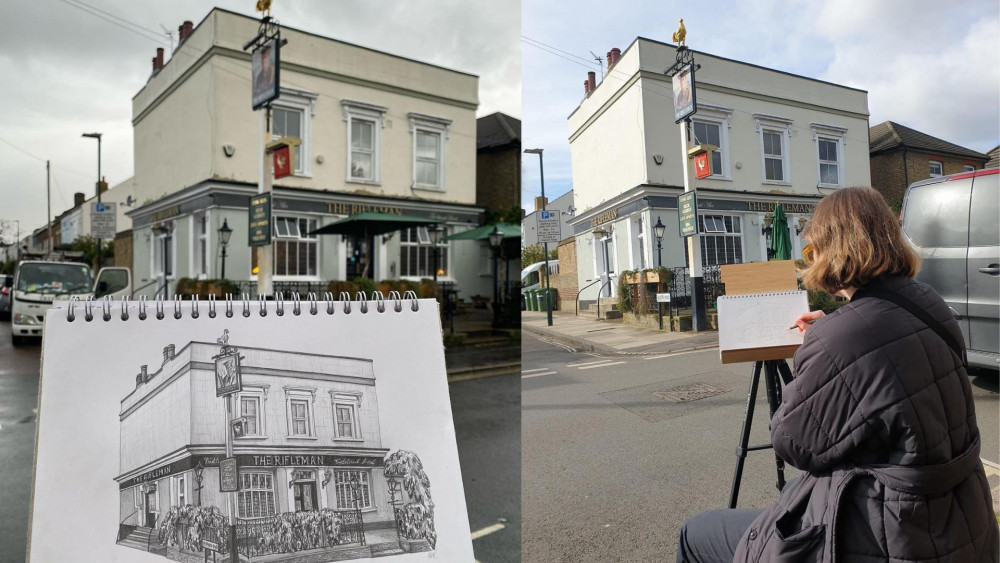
[789,310,825,332]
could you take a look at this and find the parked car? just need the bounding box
[1,274,12,320]
[900,167,999,370]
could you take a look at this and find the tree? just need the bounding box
[384,450,436,549]
[68,236,114,270]
[521,244,557,268]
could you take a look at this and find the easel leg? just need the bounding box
[728,361,763,509]
[763,360,786,492]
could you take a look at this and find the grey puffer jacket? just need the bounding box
[733,275,998,562]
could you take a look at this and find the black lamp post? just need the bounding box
[193,461,204,507]
[524,147,553,326]
[82,132,102,266]
[428,224,444,283]
[761,212,775,260]
[489,225,503,327]
[653,216,666,267]
[218,219,232,280]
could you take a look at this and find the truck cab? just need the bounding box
[9,259,131,346]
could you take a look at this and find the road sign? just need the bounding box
[536,210,561,244]
[90,202,117,239]
[656,293,671,303]
[249,193,271,246]
[220,457,239,492]
[678,192,698,237]
[202,540,221,552]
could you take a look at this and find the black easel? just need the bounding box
[728,358,794,508]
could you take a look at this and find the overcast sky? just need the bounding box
[522,0,1000,212]
[0,0,520,243]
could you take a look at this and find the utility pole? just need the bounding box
[46,161,51,254]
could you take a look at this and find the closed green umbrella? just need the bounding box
[770,203,792,260]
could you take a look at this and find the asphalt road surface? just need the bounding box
[521,334,999,563]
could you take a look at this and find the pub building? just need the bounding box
[115,341,395,532]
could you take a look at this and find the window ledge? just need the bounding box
[287,436,318,441]
[761,180,792,187]
[333,437,365,443]
[411,184,445,193]
[235,436,269,441]
[817,183,843,189]
[346,178,381,187]
[703,175,732,182]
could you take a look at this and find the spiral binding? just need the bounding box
[718,290,803,300]
[66,291,421,322]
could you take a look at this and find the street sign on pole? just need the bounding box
[536,210,561,244]
[656,293,671,303]
[90,202,117,240]
[219,457,239,492]
[249,193,272,247]
[678,192,698,237]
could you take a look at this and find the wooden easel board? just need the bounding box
[718,261,803,364]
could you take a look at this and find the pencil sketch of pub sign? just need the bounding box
[115,331,437,561]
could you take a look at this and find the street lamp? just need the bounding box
[193,461,204,507]
[524,148,553,326]
[428,224,444,283]
[82,132,102,266]
[489,225,503,327]
[218,219,233,280]
[761,212,775,260]
[653,216,666,267]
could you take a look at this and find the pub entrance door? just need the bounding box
[145,491,157,527]
[293,481,318,512]
[346,235,375,279]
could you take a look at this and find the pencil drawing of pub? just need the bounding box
[114,334,437,561]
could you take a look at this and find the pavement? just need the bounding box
[444,306,520,380]
[521,310,719,355]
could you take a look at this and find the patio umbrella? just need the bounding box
[309,211,439,278]
[442,222,520,241]
[769,203,792,260]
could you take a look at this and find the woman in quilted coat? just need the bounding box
[677,186,998,562]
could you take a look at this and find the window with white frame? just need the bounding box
[252,216,318,277]
[271,88,316,176]
[172,475,186,508]
[929,161,943,177]
[238,472,276,519]
[193,213,208,278]
[698,215,743,266]
[237,387,267,437]
[399,226,448,278]
[152,222,175,278]
[409,113,451,190]
[691,104,733,178]
[342,101,386,184]
[284,388,316,438]
[963,165,975,172]
[811,124,847,187]
[633,217,646,270]
[755,115,792,183]
[331,392,362,440]
[334,470,372,510]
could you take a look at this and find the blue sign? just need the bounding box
[541,211,551,220]
[96,203,106,213]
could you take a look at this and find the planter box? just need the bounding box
[623,272,667,285]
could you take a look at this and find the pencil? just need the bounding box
[788,319,818,330]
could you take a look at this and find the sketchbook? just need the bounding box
[28,293,473,562]
[716,290,808,353]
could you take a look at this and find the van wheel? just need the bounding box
[11,335,25,347]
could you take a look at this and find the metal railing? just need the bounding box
[116,509,139,543]
[575,279,601,316]
[595,280,612,320]
[235,510,364,558]
[665,265,724,312]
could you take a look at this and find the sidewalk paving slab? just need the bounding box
[522,310,719,356]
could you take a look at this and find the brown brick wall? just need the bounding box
[871,149,986,211]
[550,237,578,311]
[114,229,133,270]
[476,145,520,213]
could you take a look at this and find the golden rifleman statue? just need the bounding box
[255,0,272,17]
[672,18,687,47]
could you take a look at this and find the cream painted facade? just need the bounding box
[127,9,486,298]
[568,37,870,303]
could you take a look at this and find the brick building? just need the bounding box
[869,121,990,210]
[476,112,521,214]
[551,237,579,311]
[986,146,999,169]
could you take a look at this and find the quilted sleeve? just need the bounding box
[771,331,875,472]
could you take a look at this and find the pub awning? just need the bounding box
[309,211,438,237]
[443,222,521,241]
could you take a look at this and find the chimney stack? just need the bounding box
[609,48,621,68]
[74,192,85,207]
[587,71,597,93]
[98,176,108,195]
[178,20,194,45]
[152,47,164,72]
[139,365,148,383]
[162,344,175,365]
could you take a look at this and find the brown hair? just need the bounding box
[799,186,920,293]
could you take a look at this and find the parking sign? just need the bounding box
[90,202,117,239]
[536,210,561,244]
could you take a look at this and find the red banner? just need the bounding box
[273,145,292,179]
[694,152,711,179]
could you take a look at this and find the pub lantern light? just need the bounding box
[653,216,666,268]
[653,217,666,241]
[489,225,504,249]
[219,219,233,280]
[761,212,774,237]
[795,216,809,236]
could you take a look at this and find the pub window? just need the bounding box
[698,215,743,266]
[284,388,316,438]
[342,100,386,184]
[692,119,724,176]
[237,387,267,437]
[291,401,309,435]
[172,475,186,508]
[399,226,449,278]
[251,216,318,277]
[332,393,362,440]
[192,212,208,278]
[238,472,276,519]
[152,222,175,279]
[334,470,372,510]
[408,113,451,191]
[755,114,792,184]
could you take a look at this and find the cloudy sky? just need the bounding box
[522,0,1000,212]
[0,0,520,243]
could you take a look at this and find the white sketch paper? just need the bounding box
[717,290,808,352]
[29,299,473,562]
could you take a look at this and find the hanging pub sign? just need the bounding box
[219,457,239,492]
[249,193,272,247]
[672,63,696,123]
[273,145,292,179]
[213,329,243,397]
[251,37,280,110]
[694,152,711,179]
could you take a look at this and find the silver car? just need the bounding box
[900,168,999,370]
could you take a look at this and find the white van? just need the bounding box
[9,260,132,345]
[521,260,559,293]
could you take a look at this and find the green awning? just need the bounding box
[443,222,521,241]
[310,211,438,237]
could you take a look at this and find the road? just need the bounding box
[0,323,40,561]
[521,334,999,563]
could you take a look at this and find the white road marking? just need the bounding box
[521,368,550,374]
[643,347,719,360]
[538,337,576,353]
[522,371,557,379]
[566,359,616,367]
[982,459,1000,476]
[471,522,506,540]
[577,361,626,370]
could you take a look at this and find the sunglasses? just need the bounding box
[802,244,815,264]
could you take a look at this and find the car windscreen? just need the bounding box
[16,263,93,295]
